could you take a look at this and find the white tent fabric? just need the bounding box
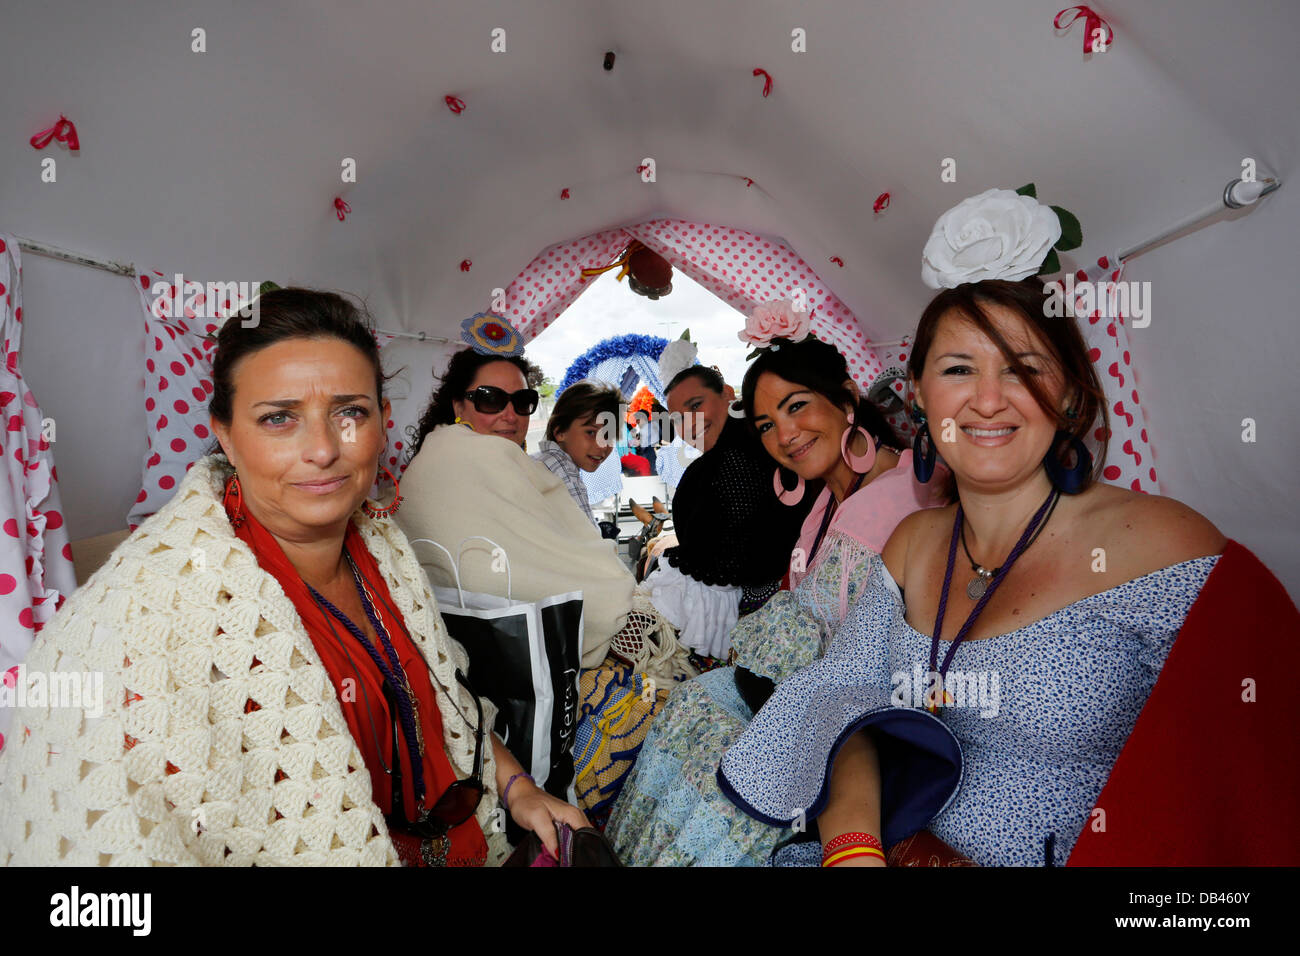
[2,0,1297,601]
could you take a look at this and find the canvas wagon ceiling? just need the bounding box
[2,0,1295,337]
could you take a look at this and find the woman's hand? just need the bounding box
[506,779,591,858]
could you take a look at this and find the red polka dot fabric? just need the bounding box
[1047,255,1157,493]
[505,220,886,392]
[129,274,222,528]
[0,235,78,755]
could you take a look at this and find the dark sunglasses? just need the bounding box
[463,385,539,416]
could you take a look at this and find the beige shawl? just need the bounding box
[397,425,633,668]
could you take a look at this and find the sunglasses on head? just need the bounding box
[464,385,539,416]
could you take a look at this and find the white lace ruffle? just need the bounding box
[643,562,741,659]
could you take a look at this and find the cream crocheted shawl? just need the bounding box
[0,455,510,866]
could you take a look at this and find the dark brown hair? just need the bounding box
[740,336,903,450]
[665,365,726,396]
[908,278,1109,487]
[207,288,388,429]
[545,380,624,441]
[411,348,542,455]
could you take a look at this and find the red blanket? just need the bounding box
[1068,540,1300,865]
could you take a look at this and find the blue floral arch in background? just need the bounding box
[560,333,671,397]
[559,333,706,499]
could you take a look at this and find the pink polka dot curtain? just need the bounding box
[0,235,78,755]
[507,219,889,390]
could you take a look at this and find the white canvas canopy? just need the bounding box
[1,0,1296,611]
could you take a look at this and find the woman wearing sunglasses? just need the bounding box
[401,322,638,671]
[0,290,585,866]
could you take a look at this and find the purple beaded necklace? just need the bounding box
[925,487,1060,713]
[308,555,427,807]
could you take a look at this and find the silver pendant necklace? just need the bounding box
[959,490,1061,600]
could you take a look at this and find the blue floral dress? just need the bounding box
[605,536,883,865]
[719,551,1220,866]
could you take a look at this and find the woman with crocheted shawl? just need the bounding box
[0,289,586,866]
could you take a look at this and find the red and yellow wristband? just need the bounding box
[822,831,886,867]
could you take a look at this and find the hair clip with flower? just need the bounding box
[461,312,524,356]
[739,299,815,360]
[920,184,1082,290]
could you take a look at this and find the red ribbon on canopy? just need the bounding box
[743,177,754,188]
[333,197,351,221]
[830,256,845,268]
[560,188,570,199]
[1054,5,1114,53]
[873,192,891,213]
[30,115,80,151]
[752,68,773,97]
[459,259,472,272]
[445,95,467,114]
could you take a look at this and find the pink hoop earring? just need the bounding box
[841,410,876,473]
[773,467,805,506]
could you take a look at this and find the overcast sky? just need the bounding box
[527,268,752,391]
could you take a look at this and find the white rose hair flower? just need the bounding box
[920,184,1081,290]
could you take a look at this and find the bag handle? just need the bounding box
[407,538,467,608]
[457,535,512,601]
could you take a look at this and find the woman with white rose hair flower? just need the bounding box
[718,186,1300,866]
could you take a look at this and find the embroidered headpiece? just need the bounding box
[460,312,524,356]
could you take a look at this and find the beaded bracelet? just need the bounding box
[502,772,534,811]
[823,831,883,859]
[824,845,886,867]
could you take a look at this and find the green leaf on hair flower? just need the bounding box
[680,328,692,342]
[1015,183,1037,198]
[1037,248,1061,276]
[1051,206,1082,251]
[745,348,763,361]
[258,281,280,295]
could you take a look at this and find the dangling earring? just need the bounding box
[911,405,937,484]
[773,466,805,506]
[1043,430,1092,494]
[840,409,877,473]
[223,473,246,528]
[363,465,403,519]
